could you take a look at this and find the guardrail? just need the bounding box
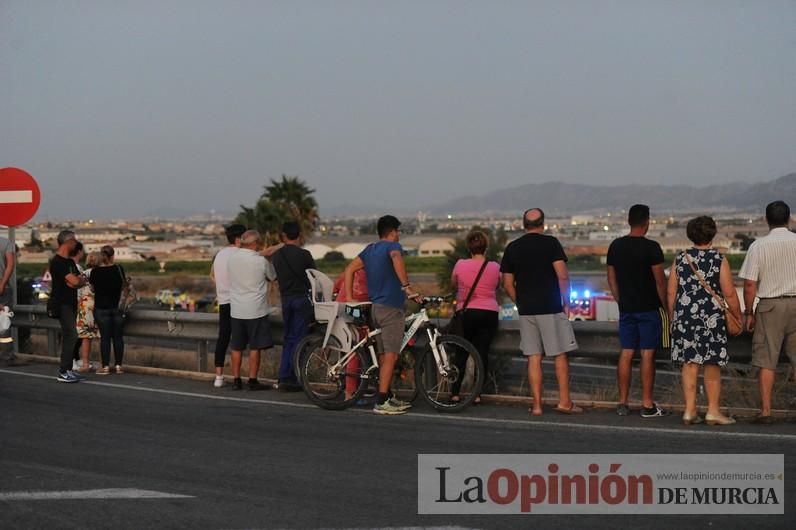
[11,304,761,371]
[11,304,285,371]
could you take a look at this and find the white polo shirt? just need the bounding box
[739,227,796,298]
[227,248,277,319]
[212,246,238,305]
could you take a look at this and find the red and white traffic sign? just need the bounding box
[0,167,41,226]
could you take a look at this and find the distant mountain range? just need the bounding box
[425,172,796,216]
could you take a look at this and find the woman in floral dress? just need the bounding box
[75,251,101,372]
[667,216,742,426]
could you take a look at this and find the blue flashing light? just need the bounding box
[584,290,591,299]
[570,290,578,300]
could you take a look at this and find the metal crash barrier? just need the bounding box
[10,304,761,373]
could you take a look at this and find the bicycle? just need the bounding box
[298,296,484,412]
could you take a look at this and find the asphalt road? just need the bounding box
[1,364,793,530]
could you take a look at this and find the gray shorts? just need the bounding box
[373,304,404,354]
[230,316,273,351]
[519,313,578,357]
[751,298,796,370]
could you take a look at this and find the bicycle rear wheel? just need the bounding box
[292,331,325,383]
[299,335,370,410]
[414,334,484,412]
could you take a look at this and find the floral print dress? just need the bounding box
[670,248,728,366]
[76,267,100,339]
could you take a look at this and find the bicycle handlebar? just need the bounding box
[418,295,451,307]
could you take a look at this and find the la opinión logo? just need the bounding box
[434,463,653,513]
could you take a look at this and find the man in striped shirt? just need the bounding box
[739,200,796,423]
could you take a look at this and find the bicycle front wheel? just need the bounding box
[299,335,370,410]
[414,335,484,412]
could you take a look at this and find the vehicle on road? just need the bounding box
[155,289,181,306]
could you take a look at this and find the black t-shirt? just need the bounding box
[273,245,316,298]
[89,265,125,310]
[606,236,665,313]
[500,233,568,315]
[49,254,78,309]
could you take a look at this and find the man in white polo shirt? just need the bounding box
[739,200,796,423]
[227,230,277,391]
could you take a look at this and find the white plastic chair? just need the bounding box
[305,269,362,350]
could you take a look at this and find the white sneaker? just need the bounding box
[213,376,224,388]
[72,360,80,371]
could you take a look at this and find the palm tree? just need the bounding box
[265,175,319,236]
[235,175,318,243]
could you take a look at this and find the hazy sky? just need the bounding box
[2,0,795,220]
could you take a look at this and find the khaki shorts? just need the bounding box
[519,313,578,357]
[751,298,796,370]
[373,304,405,354]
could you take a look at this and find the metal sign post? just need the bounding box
[9,226,18,354]
[0,167,42,356]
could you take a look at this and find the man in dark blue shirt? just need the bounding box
[344,215,420,415]
[272,221,316,391]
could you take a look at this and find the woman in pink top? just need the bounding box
[450,230,501,403]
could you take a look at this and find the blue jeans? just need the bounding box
[280,296,311,383]
[95,308,125,367]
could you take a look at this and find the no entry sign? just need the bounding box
[0,167,41,226]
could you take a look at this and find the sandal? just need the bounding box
[554,403,583,415]
[473,395,481,405]
[450,395,461,403]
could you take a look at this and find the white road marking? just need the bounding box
[2,368,794,441]
[0,488,193,501]
[0,190,33,204]
[304,527,480,530]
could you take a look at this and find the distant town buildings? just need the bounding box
[3,208,791,265]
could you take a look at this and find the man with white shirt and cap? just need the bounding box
[739,200,796,423]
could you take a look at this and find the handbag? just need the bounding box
[443,259,489,336]
[684,253,743,337]
[116,265,138,315]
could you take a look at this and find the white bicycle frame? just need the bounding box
[321,306,452,379]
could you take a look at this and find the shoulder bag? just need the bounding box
[443,259,489,336]
[684,253,742,337]
[116,265,138,316]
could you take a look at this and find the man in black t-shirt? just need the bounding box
[606,204,668,418]
[49,230,87,383]
[502,208,580,416]
[272,221,316,390]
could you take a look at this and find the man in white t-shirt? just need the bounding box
[739,200,796,423]
[209,224,246,388]
[227,230,277,391]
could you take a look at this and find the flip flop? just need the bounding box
[554,403,583,415]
